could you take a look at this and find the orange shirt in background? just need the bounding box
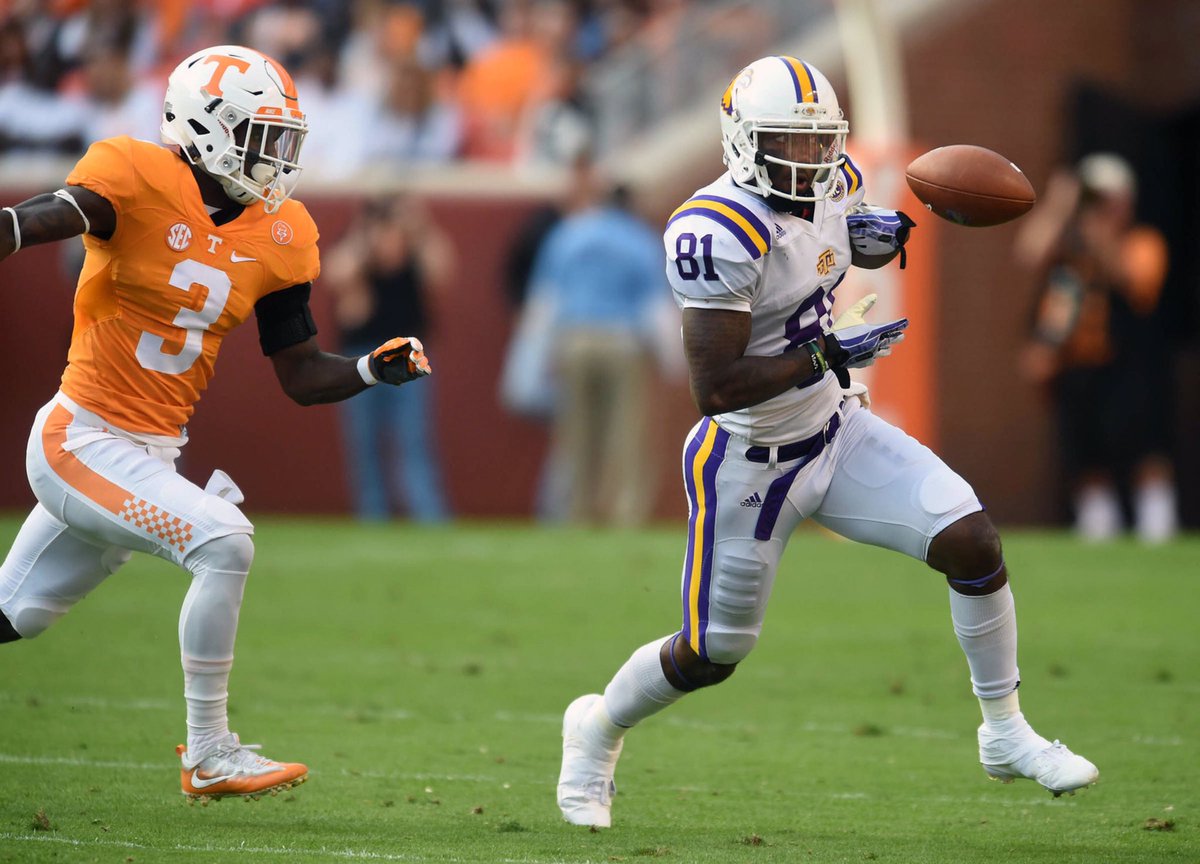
[456,38,548,161]
[1055,224,1168,368]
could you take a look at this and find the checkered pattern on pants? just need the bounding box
[119,498,194,553]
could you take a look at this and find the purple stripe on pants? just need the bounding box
[679,418,708,643]
[680,419,730,660]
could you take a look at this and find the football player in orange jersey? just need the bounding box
[0,45,431,802]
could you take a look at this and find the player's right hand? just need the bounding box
[846,207,916,257]
[368,336,431,385]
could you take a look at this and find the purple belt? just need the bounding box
[745,411,842,464]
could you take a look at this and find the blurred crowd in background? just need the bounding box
[0,0,707,174]
[0,0,1193,537]
[0,0,715,527]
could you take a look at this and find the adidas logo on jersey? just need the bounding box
[774,223,785,241]
[740,492,763,508]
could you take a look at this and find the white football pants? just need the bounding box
[680,397,982,664]
[0,392,252,642]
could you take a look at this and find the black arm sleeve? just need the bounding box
[254,283,319,356]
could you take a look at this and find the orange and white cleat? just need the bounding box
[177,733,308,803]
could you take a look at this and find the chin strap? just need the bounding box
[219,177,257,206]
[219,166,285,213]
[766,193,815,220]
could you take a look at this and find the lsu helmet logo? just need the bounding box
[721,67,753,117]
[830,178,847,202]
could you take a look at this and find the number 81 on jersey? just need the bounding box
[675,233,718,282]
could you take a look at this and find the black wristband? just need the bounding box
[800,339,829,384]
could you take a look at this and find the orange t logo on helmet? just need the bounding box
[200,54,252,97]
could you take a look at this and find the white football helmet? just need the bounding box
[161,45,307,213]
[720,56,848,203]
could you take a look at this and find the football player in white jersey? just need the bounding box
[557,56,1098,828]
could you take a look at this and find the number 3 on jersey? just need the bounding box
[136,259,231,375]
[675,232,718,281]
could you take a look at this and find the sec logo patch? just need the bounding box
[271,220,293,245]
[166,222,192,251]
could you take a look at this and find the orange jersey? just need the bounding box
[60,136,320,437]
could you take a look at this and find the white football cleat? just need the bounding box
[557,694,623,827]
[978,721,1098,796]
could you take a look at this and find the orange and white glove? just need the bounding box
[357,337,431,386]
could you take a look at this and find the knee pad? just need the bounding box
[703,630,758,666]
[710,550,769,620]
[186,532,254,576]
[701,543,771,665]
[179,534,252,660]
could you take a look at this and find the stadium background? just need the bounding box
[0,0,1196,528]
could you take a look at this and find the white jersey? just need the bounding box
[664,158,866,445]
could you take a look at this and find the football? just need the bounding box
[904,145,1036,227]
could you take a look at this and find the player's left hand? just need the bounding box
[823,294,908,385]
[847,207,916,267]
[368,336,431,385]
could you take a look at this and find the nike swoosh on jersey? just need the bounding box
[230,251,257,263]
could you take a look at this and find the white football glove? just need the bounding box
[823,293,909,379]
[830,293,909,367]
[846,206,917,267]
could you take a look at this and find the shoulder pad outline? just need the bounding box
[666,193,773,260]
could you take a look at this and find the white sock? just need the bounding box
[1075,485,1121,541]
[181,654,233,754]
[593,635,686,745]
[1135,478,1178,544]
[179,537,250,755]
[948,583,1019,702]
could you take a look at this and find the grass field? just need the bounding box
[0,516,1196,863]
